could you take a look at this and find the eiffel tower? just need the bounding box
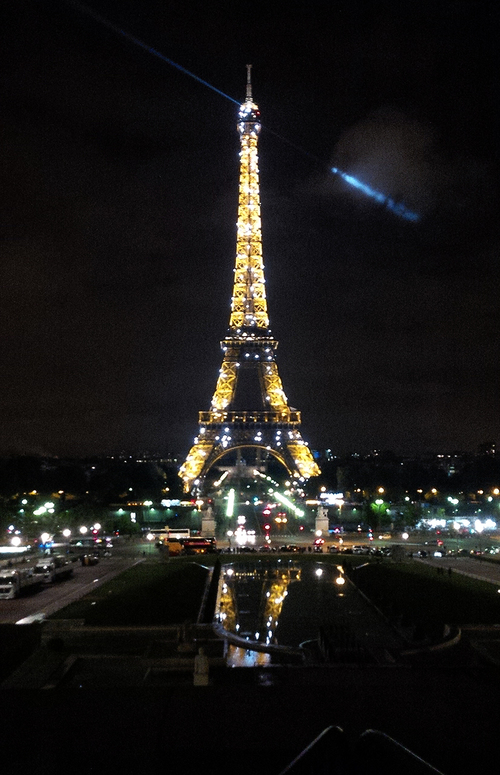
[179,66,320,493]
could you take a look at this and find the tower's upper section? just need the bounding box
[229,65,270,336]
[237,64,261,134]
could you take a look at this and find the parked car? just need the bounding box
[81,554,99,566]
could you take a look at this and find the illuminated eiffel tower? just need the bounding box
[179,66,320,493]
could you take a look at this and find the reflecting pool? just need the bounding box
[215,559,406,666]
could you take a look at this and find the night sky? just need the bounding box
[1,1,499,458]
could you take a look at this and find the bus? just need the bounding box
[181,537,217,555]
[147,528,191,545]
[147,531,216,555]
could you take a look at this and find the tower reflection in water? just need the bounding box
[217,559,307,667]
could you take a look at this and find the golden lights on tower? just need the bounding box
[179,67,320,492]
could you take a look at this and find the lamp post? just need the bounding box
[475,520,484,561]
[62,528,71,555]
[372,499,387,531]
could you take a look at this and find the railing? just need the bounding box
[278,726,346,775]
[278,727,446,775]
[198,410,301,425]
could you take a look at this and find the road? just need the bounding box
[0,539,147,624]
[4,530,500,624]
[222,525,500,588]
[319,534,500,587]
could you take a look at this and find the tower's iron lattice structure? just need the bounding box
[179,67,320,493]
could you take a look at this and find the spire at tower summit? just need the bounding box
[239,64,260,127]
[246,63,253,101]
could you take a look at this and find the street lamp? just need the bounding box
[475,520,484,559]
[40,532,51,554]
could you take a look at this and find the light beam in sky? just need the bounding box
[63,0,240,105]
[64,1,421,223]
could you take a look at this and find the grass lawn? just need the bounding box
[49,559,211,625]
[48,553,500,629]
[350,560,500,626]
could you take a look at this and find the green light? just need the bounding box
[273,490,304,517]
[226,488,235,518]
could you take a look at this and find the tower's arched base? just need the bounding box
[179,421,320,493]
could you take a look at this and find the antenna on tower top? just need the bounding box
[246,64,253,101]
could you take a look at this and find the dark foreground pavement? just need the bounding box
[2,658,499,775]
[3,551,500,774]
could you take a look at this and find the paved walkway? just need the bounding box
[417,554,500,586]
